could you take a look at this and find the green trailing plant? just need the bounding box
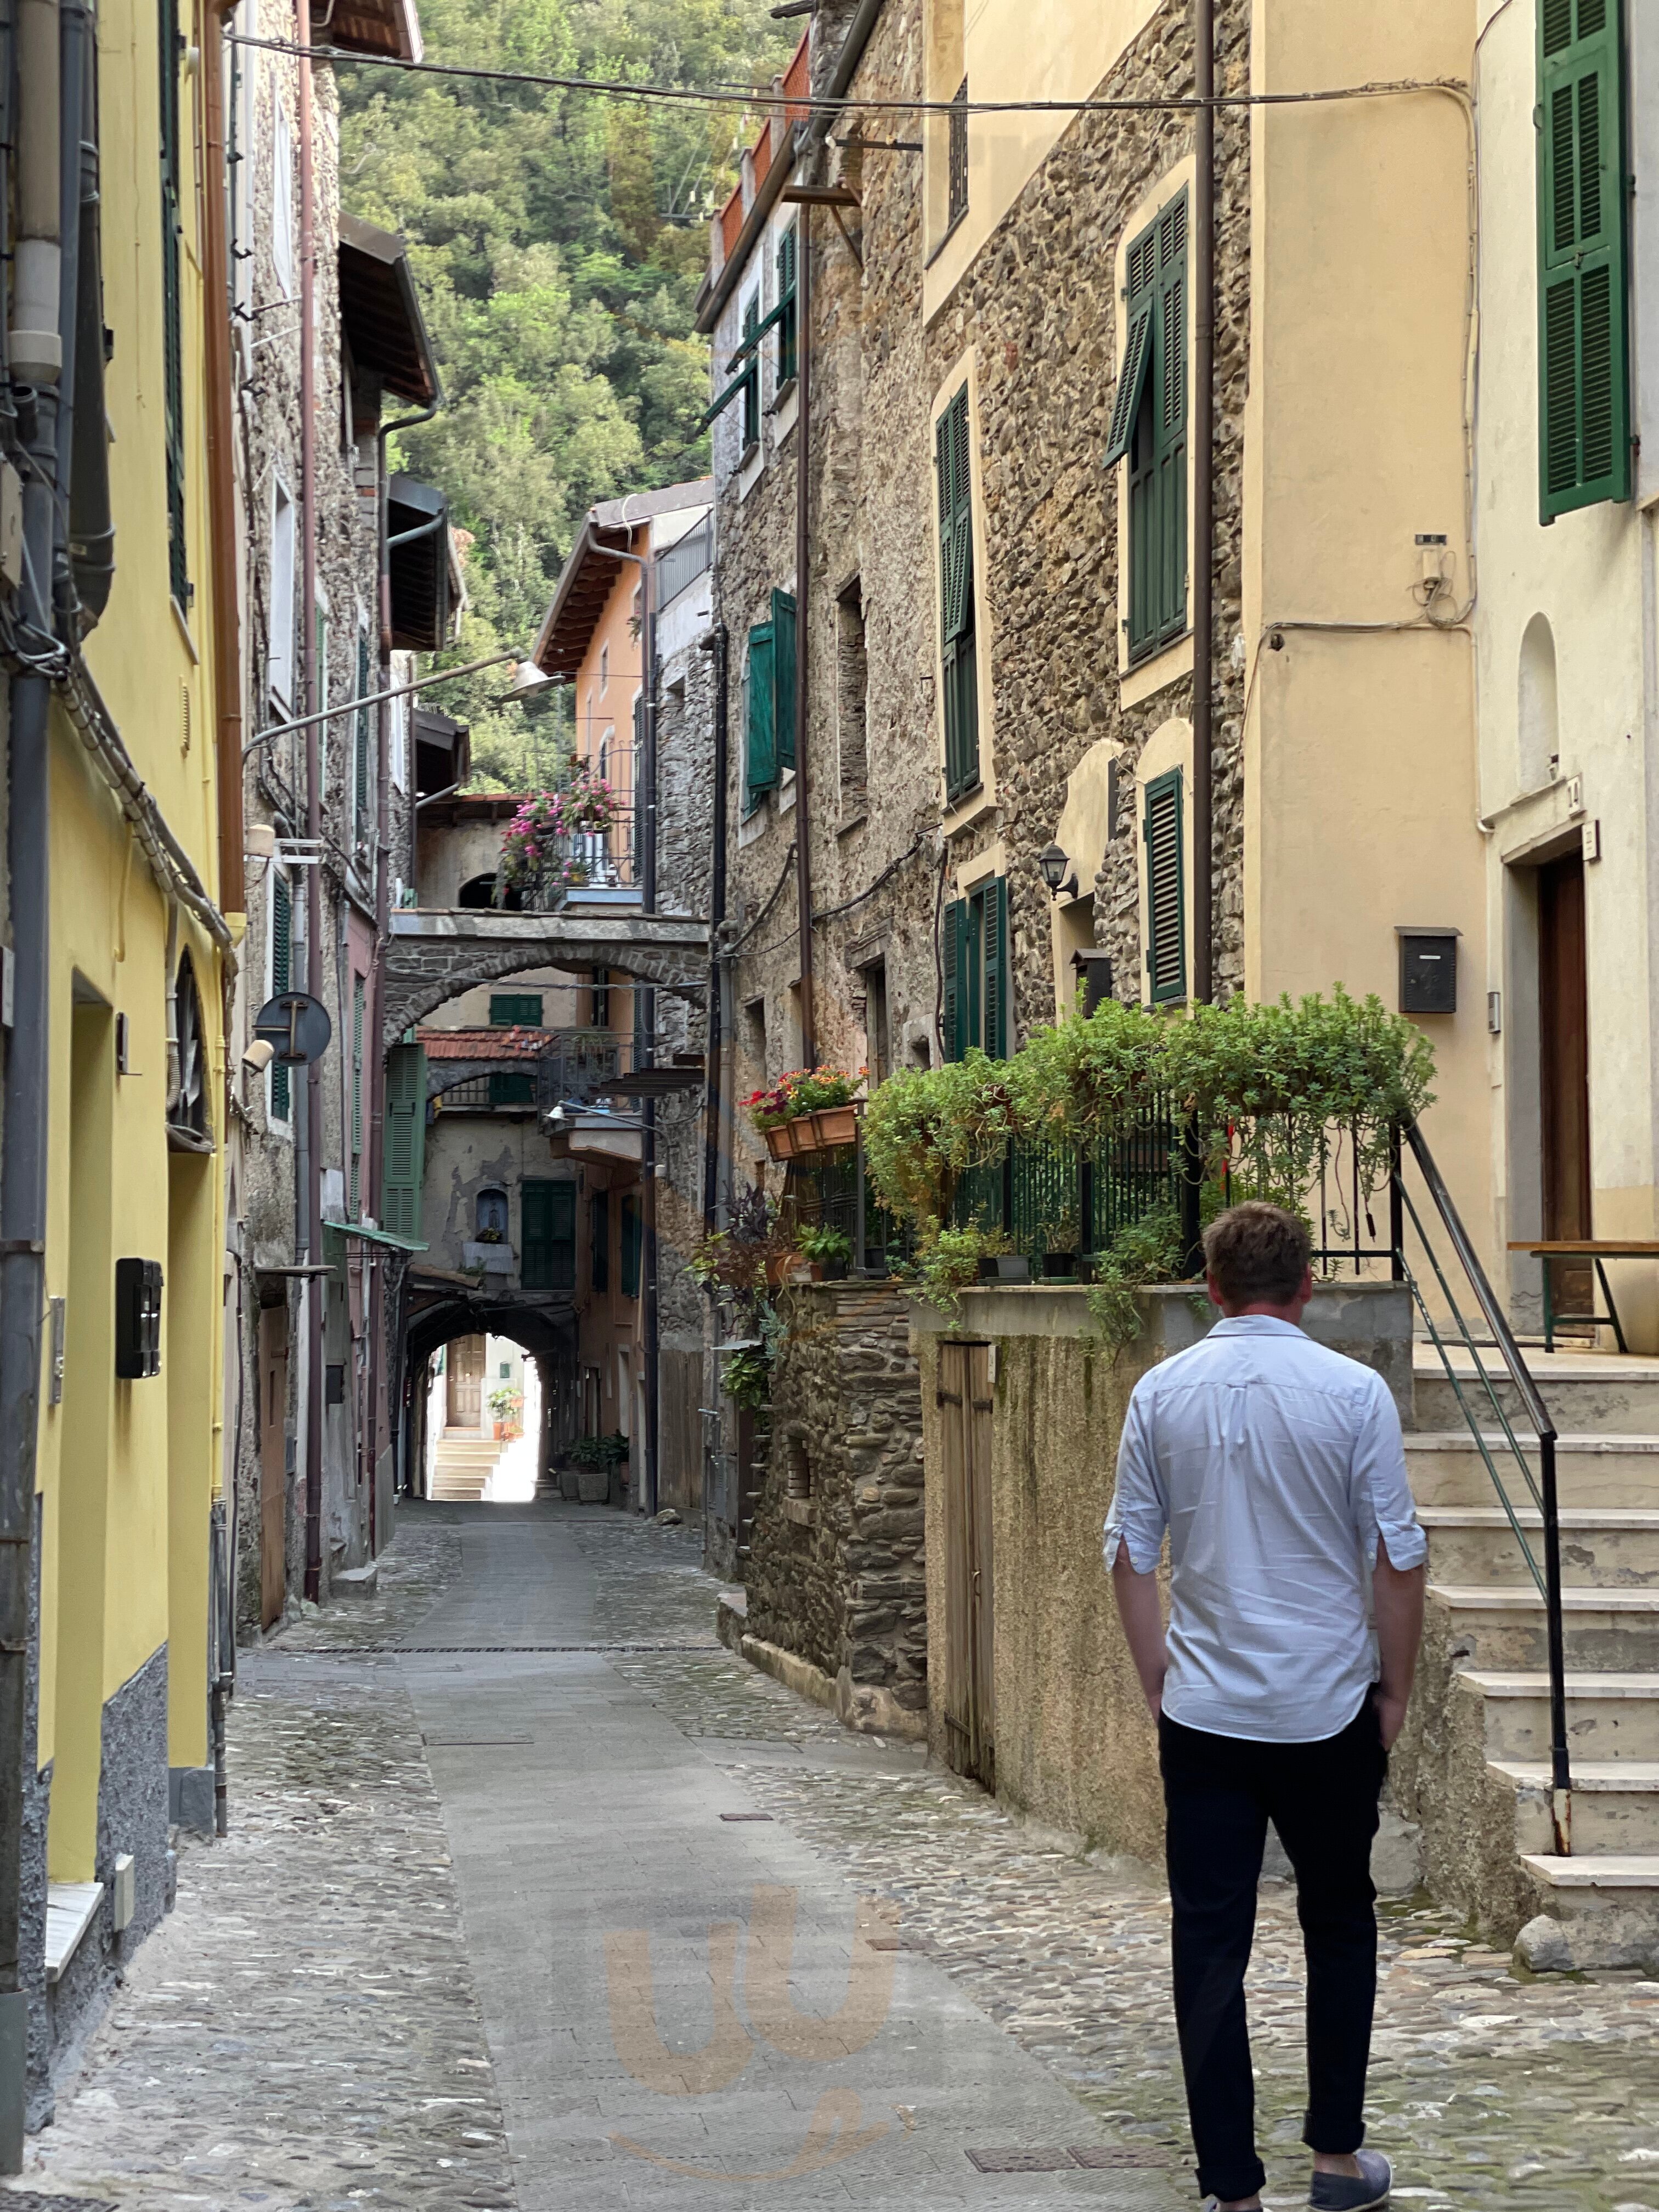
[795,1223,851,1266]
[1084,1206,1186,1352]
[721,1345,772,1411]
[570,1430,629,1470]
[862,1053,1017,1223]
[896,1224,1012,1317]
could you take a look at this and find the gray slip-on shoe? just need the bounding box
[1308,2148,1392,2211]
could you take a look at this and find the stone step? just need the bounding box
[1460,1669,1659,1760]
[1413,1348,1659,1434]
[1406,1431,1659,1509]
[1431,1582,1659,1669]
[1516,1854,1659,1967]
[1493,1760,1659,1854]
[1421,1506,1659,1585]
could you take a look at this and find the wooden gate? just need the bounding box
[258,1306,289,1631]
[938,1340,995,1787]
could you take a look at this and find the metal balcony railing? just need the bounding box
[515,738,640,911]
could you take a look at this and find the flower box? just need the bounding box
[810,1104,859,1149]
[764,1122,796,1161]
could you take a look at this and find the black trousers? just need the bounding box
[1159,1698,1386,2203]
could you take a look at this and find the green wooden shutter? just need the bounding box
[488,1071,536,1106]
[777,224,798,386]
[1104,304,1153,468]
[936,389,979,803]
[590,1189,610,1294]
[1126,194,1189,661]
[745,620,777,810]
[381,1043,427,1240]
[1538,0,1629,519]
[522,1178,576,1291]
[349,977,364,1214]
[269,874,292,1121]
[489,992,543,1026]
[981,878,1009,1058]
[772,588,797,770]
[159,0,188,606]
[741,294,760,448]
[1143,769,1187,1005]
[620,1194,641,1300]
[942,898,967,1060]
[354,631,371,844]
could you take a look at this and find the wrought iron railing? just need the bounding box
[515,739,641,910]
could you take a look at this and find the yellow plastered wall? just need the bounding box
[38,0,227,1877]
[1241,1,1491,1272]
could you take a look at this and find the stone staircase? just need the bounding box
[431,1427,501,1502]
[1402,1345,1659,1966]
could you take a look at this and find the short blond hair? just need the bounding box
[1203,1201,1311,1306]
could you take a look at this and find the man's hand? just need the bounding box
[1373,1553,1426,1751]
[1111,1548,1167,1723]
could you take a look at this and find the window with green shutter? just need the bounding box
[772,587,797,771]
[1118,193,1188,663]
[741,293,760,449]
[489,992,543,1026]
[1537,0,1629,520]
[488,1071,536,1107]
[590,1189,610,1294]
[935,387,979,803]
[744,619,777,812]
[269,873,292,1122]
[777,225,798,387]
[354,630,372,847]
[522,1178,576,1291]
[1143,769,1187,1005]
[159,0,188,607]
[942,878,1010,1059]
[620,1193,642,1300]
[380,1043,427,1241]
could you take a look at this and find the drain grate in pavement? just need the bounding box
[966,2148,1171,2174]
[718,1812,774,1822]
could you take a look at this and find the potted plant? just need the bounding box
[795,1222,853,1282]
[488,1383,523,1441]
[786,1065,863,1152]
[568,1429,629,1503]
[743,1079,799,1160]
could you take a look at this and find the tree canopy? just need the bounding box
[340,0,793,786]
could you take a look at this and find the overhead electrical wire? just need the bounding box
[230,36,1468,123]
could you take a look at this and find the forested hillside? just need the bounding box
[339,0,794,785]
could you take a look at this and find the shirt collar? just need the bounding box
[1206,1314,1307,1338]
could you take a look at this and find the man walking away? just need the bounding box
[1106,1202,1426,2212]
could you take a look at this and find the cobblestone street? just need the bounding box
[14,1503,1659,2211]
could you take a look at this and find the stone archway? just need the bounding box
[382,910,708,1047]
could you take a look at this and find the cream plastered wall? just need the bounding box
[922,0,1159,320]
[38,0,229,1878]
[1241,1,1490,1277]
[1050,737,1124,1014]
[1471,0,1659,1347]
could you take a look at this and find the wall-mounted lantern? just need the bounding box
[1037,841,1079,899]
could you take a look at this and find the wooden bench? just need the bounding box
[1507,1240,1659,1352]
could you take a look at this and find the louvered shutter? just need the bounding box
[269,874,292,1122]
[1538,0,1629,519]
[354,631,371,843]
[522,1179,576,1291]
[1143,770,1187,1006]
[745,620,777,810]
[741,295,760,448]
[380,1043,427,1240]
[1104,306,1153,468]
[349,978,364,1214]
[1126,194,1189,661]
[981,878,1009,1058]
[590,1189,610,1294]
[772,588,797,770]
[943,898,968,1060]
[936,388,979,802]
[159,0,188,605]
[777,225,798,386]
[621,1194,642,1300]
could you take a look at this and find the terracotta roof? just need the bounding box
[531,480,712,680]
[417,1026,551,1062]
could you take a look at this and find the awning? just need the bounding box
[323,1217,428,1252]
[325,0,422,62]
[338,215,438,407]
[412,704,469,797]
[388,475,450,651]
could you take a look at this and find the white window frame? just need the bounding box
[272,93,294,297]
[269,475,296,708]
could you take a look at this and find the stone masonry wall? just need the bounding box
[744,1285,927,1730]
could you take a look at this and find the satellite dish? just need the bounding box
[252,991,332,1066]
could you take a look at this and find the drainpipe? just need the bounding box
[201,2,243,915]
[297,33,324,1600]
[702,624,727,1232]
[0,0,60,2167]
[641,553,659,1518]
[792,205,815,1064]
[1191,0,1215,1006]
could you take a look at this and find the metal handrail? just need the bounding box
[1400,1121,1572,1851]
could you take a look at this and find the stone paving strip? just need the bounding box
[14,1523,518,2212]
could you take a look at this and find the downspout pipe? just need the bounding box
[791,203,814,1065]
[0,0,59,2166]
[702,624,727,1232]
[298,41,324,1601]
[201,2,242,913]
[1191,0,1215,1006]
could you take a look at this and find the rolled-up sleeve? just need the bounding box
[1104,1383,1169,1574]
[1351,1375,1427,1569]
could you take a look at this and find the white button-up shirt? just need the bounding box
[1104,1314,1427,1743]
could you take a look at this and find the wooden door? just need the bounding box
[1539,853,1592,1318]
[447,1334,486,1428]
[258,1307,289,1631]
[938,1341,995,1787]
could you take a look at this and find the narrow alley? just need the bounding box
[19,1505,1659,2212]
